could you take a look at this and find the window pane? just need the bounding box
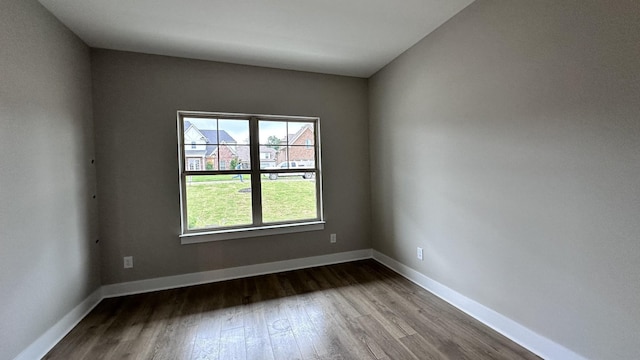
[261,150,289,171]
[259,120,287,146]
[259,120,287,169]
[219,119,249,145]
[287,122,315,146]
[235,145,251,170]
[183,146,213,171]
[185,174,252,230]
[285,146,315,168]
[261,175,317,223]
[183,118,217,170]
[259,145,277,169]
[184,118,218,143]
[209,145,251,172]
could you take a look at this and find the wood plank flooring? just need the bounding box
[44,260,540,360]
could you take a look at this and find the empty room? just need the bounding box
[1,0,639,359]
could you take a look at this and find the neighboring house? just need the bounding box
[183,121,210,170]
[276,124,315,164]
[235,145,277,169]
[259,146,277,168]
[211,142,242,170]
[183,120,240,170]
[184,121,276,170]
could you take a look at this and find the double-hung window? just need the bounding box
[178,111,324,242]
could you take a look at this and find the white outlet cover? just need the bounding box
[123,256,133,268]
[417,247,423,260]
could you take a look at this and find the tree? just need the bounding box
[267,135,281,151]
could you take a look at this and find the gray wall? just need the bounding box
[369,1,640,359]
[0,0,100,359]
[91,49,370,284]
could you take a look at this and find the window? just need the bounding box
[187,158,201,171]
[178,111,324,242]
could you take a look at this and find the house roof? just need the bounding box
[184,121,236,145]
[200,129,236,157]
[200,129,236,145]
[184,121,238,157]
[205,144,219,157]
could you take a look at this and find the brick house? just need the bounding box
[276,124,315,164]
[233,145,277,169]
[184,121,275,170]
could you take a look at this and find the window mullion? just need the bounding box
[249,117,263,226]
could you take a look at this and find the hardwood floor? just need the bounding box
[44,260,540,360]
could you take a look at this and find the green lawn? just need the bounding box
[186,174,238,182]
[186,177,317,229]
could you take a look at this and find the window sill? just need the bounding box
[179,221,325,244]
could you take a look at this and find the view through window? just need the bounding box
[178,112,323,235]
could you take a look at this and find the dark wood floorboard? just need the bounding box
[44,260,540,360]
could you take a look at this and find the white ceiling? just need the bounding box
[39,0,474,78]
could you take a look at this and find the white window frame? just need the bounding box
[177,111,325,243]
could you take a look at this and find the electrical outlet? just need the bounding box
[123,256,133,269]
[417,247,423,260]
[330,233,337,243]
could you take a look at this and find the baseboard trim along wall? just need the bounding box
[371,250,587,360]
[101,249,374,298]
[16,248,584,360]
[13,288,103,360]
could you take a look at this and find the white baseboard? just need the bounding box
[16,248,584,360]
[13,288,103,360]
[102,249,373,298]
[372,250,586,360]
